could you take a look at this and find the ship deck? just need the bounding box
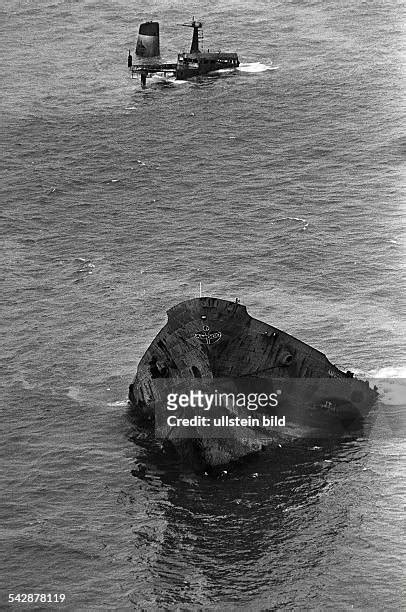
[131,63,177,77]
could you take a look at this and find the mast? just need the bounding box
[181,18,203,53]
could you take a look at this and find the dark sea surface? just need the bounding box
[1,0,405,609]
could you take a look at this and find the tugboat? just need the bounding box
[128,19,239,87]
[128,297,378,470]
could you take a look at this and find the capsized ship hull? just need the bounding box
[129,297,378,468]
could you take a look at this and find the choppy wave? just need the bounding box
[272,216,309,230]
[2,0,404,610]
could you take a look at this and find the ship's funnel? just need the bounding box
[135,21,160,57]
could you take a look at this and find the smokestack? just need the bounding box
[135,21,160,57]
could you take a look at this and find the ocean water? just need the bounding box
[1,0,405,609]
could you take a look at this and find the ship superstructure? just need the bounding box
[128,20,239,87]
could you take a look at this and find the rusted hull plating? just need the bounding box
[129,297,377,469]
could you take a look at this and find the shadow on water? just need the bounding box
[124,408,374,608]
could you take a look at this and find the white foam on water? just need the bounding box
[207,68,235,75]
[238,62,276,73]
[150,73,172,83]
[167,77,189,86]
[149,74,189,86]
[350,366,406,406]
[67,386,81,401]
[367,366,406,379]
[107,400,129,407]
[375,379,405,406]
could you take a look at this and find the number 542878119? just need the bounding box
[8,594,66,603]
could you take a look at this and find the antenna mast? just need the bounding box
[180,18,203,53]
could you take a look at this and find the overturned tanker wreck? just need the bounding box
[128,297,378,470]
[127,19,240,87]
